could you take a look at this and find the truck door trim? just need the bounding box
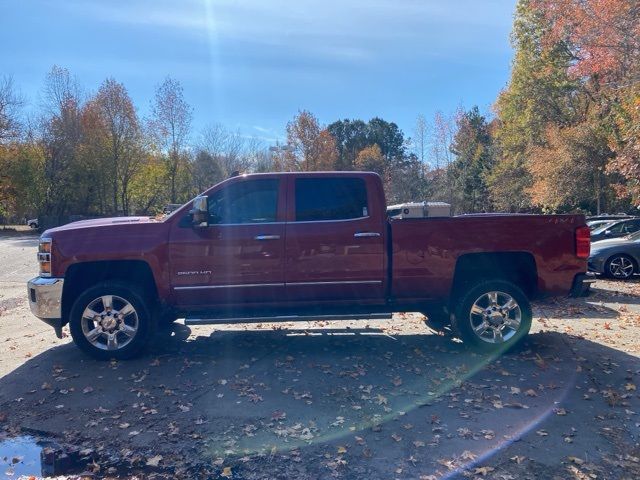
[286,280,382,286]
[174,280,382,290]
[174,283,285,291]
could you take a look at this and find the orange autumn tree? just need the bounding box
[534,0,640,84]
[277,110,338,171]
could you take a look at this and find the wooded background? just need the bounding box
[1,0,639,223]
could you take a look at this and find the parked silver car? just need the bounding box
[588,231,640,279]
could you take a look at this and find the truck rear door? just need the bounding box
[284,175,385,303]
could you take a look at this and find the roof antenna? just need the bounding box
[229,170,240,178]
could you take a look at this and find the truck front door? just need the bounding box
[169,177,286,308]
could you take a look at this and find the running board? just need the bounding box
[184,312,393,326]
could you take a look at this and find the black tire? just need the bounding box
[69,281,153,360]
[421,307,455,336]
[604,254,636,280]
[453,279,532,353]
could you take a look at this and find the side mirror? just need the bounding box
[190,195,208,227]
[604,230,611,236]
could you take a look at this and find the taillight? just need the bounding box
[575,226,590,259]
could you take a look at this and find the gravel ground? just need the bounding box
[0,234,638,479]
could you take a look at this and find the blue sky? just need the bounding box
[1,0,515,144]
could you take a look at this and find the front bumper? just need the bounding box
[27,277,64,338]
[569,272,595,297]
[587,255,605,274]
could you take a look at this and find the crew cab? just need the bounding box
[27,172,591,359]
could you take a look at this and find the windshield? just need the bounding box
[592,221,621,235]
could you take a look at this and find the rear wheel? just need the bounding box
[453,280,531,353]
[605,254,635,279]
[69,282,153,360]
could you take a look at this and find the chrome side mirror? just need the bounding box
[190,195,208,227]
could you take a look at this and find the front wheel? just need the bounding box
[69,282,153,360]
[453,280,532,353]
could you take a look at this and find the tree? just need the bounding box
[427,110,458,206]
[192,149,225,193]
[280,110,338,171]
[366,117,405,161]
[412,114,429,196]
[413,114,428,166]
[534,0,640,86]
[0,76,23,143]
[354,144,385,176]
[39,66,85,219]
[89,78,142,214]
[0,142,47,222]
[528,123,613,212]
[150,77,192,203]
[490,0,579,211]
[328,117,406,172]
[128,155,170,215]
[198,123,250,176]
[327,119,368,170]
[605,87,640,206]
[450,107,494,213]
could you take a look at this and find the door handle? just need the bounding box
[354,232,381,238]
[254,235,281,241]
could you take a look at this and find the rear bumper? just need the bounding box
[569,272,595,297]
[27,277,64,338]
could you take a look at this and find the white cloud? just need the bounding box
[64,0,512,57]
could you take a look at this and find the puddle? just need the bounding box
[0,435,90,478]
[1,436,42,478]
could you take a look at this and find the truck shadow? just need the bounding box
[0,324,638,478]
[533,291,635,319]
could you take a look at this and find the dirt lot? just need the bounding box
[0,234,639,479]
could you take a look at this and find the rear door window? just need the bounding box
[294,178,368,222]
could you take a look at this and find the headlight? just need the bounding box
[38,237,52,277]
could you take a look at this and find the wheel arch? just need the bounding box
[450,251,538,304]
[61,260,158,324]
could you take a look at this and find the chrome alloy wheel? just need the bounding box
[81,295,139,351]
[608,256,634,279]
[469,291,522,344]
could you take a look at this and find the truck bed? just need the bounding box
[390,214,586,301]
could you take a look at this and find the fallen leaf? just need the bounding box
[473,466,495,476]
[146,455,162,467]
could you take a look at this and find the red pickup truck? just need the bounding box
[27,172,591,359]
